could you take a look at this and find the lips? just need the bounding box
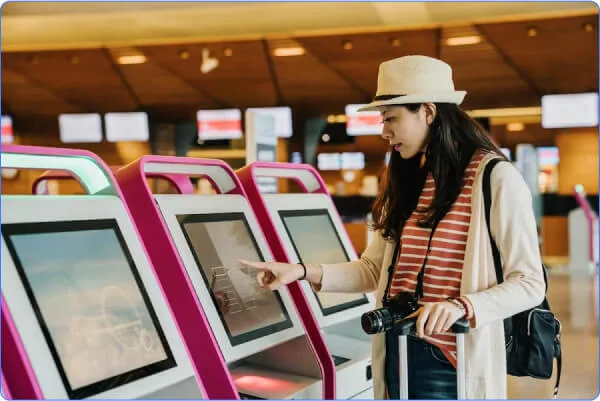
[394,144,403,152]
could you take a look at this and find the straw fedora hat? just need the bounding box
[358,55,466,112]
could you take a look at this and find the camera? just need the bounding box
[361,292,419,335]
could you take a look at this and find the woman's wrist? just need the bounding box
[297,263,323,285]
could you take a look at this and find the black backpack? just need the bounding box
[483,158,562,398]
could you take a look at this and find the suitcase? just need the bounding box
[394,317,470,399]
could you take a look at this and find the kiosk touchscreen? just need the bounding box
[262,194,376,399]
[2,196,202,399]
[155,194,324,399]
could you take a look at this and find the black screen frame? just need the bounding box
[278,209,370,316]
[2,219,177,399]
[176,212,293,346]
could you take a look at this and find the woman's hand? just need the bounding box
[406,301,465,338]
[237,259,304,291]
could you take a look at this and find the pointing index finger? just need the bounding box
[237,259,266,269]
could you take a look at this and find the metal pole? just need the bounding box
[456,333,466,399]
[399,335,408,399]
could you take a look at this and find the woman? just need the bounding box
[239,55,545,399]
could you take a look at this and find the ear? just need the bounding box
[423,103,437,125]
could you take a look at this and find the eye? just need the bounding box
[382,117,394,123]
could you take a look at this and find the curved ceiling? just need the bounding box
[2,1,596,50]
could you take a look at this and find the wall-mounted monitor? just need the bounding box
[2,115,14,144]
[154,195,304,362]
[317,153,341,171]
[345,104,383,136]
[104,112,150,142]
[58,114,103,144]
[197,109,243,141]
[340,152,365,170]
[1,196,197,399]
[261,193,375,328]
[541,93,598,128]
[246,107,293,138]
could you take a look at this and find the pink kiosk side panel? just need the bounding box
[2,374,12,400]
[236,161,336,400]
[115,156,244,399]
[0,145,210,399]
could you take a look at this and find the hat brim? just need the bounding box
[357,91,467,112]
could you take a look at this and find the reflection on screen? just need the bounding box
[279,210,369,316]
[3,220,175,398]
[178,213,292,346]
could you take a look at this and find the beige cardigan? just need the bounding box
[318,154,546,399]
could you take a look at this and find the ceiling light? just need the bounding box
[117,54,147,65]
[342,40,353,50]
[527,27,538,37]
[322,133,331,143]
[390,38,401,47]
[68,55,79,64]
[29,56,39,65]
[468,107,541,118]
[583,23,594,33]
[506,122,525,132]
[273,47,305,57]
[446,36,481,46]
[178,50,190,60]
[224,48,233,57]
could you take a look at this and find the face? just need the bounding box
[379,103,436,159]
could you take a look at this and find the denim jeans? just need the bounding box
[385,332,458,399]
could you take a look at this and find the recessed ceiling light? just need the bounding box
[507,122,525,132]
[322,133,331,142]
[583,23,594,33]
[527,27,538,37]
[117,54,147,65]
[342,40,353,50]
[178,50,190,60]
[273,47,305,57]
[390,38,401,47]
[68,55,79,64]
[445,36,481,46]
[224,48,233,57]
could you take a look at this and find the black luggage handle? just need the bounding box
[395,317,470,336]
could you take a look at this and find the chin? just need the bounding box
[396,148,419,160]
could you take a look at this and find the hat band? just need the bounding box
[373,94,407,101]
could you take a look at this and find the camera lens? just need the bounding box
[361,308,394,334]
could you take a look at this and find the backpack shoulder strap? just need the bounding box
[482,157,505,285]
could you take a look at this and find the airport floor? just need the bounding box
[507,265,599,400]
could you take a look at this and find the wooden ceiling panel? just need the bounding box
[2,68,83,117]
[267,39,366,109]
[138,40,277,108]
[297,29,440,96]
[115,56,215,108]
[2,49,138,112]
[441,25,540,109]
[475,15,598,94]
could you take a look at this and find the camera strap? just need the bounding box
[383,218,440,303]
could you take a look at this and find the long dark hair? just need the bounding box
[371,103,506,240]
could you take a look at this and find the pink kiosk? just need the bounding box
[114,156,335,399]
[1,145,234,399]
[237,162,376,399]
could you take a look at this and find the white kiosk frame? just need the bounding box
[261,193,376,399]
[2,196,199,399]
[155,194,324,399]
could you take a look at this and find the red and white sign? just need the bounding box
[2,115,14,144]
[345,104,383,136]
[197,109,243,141]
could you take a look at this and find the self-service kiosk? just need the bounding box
[237,162,376,399]
[114,156,335,399]
[1,145,213,399]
